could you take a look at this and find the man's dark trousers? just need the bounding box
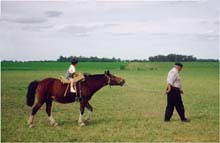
[165,87,186,121]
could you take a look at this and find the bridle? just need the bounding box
[105,74,111,86]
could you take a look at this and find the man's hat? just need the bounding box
[71,58,78,64]
[175,62,183,67]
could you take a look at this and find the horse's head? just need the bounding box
[104,70,125,86]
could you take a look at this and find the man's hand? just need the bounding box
[166,84,172,95]
[180,90,184,94]
[166,89,171,94]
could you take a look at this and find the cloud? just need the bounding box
[44,11,63,18]
[75,0,90,5]
[103,18,219,36]
[46,17,218,37]
[22,25,53,32]
[1,17,47,24]
[164,0,202,5]
[55,23,119,36]
[214,20,219,25]
[57,24,93,35]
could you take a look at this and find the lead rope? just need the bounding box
[124,83,165,94]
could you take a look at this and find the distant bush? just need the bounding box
[122,62,158,71]
[120,65,126,70]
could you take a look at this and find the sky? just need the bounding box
[0,0,219,61]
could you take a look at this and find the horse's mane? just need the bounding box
[83,73,92,77]
[83,73,105,80]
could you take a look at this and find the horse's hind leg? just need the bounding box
[28,102,44,128]
[46,98,58,127]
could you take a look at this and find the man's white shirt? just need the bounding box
[167,67,181,89]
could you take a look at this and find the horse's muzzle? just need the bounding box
[120,79,125,86]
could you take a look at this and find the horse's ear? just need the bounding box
[104,70,110,75]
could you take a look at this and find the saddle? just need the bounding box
[59,73,85,98]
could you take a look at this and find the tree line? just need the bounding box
[57,55,218,62]
[148,54,218,62]
[1,54,218,62]
[148,54,197,62]
[57,56,122,62]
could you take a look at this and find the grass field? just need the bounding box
[1,62,219,142]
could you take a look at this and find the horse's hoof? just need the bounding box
[29,124,34,128]
[51,122,58,127]
[79,122,85,127]
[85,119,91,124]
[27,120,33,125]
[53,122,58,127]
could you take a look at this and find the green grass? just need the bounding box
[1,62,219,142]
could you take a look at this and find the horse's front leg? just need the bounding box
[78,102,86,126]
[46,99,58,127]
[85,102,93,124]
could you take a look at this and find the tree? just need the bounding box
[148,54,197,62]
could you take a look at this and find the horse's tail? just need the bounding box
[26,80,38,107]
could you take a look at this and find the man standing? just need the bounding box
[165,63,190,122]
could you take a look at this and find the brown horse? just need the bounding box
[26,70,125,127]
